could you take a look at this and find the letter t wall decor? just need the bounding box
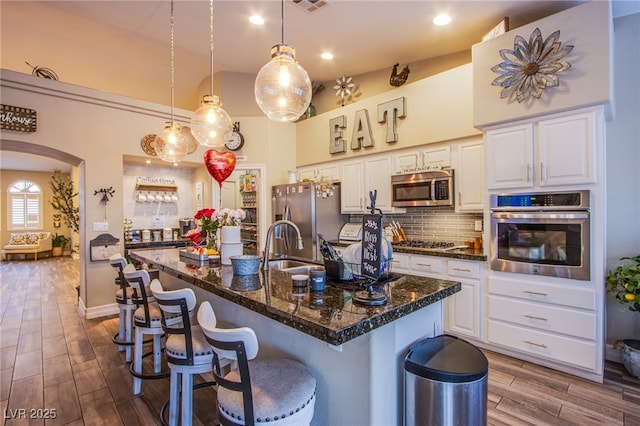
[378,97,406,144]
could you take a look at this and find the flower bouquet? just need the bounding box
[186,208,220,254]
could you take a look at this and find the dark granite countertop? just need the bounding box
[332,240,487,262]
[124,239,189,249]
[129,248,461,346]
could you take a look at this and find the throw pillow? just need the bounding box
[9,234,27,245]
[26,233,40,244]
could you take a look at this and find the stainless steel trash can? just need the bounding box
[404,334,488,426]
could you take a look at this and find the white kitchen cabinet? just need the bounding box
[486,107,600,190]
[392,145,451,173]
[444,259,482,339]
[486,274,599,373]
[486,123,534,189]
[340,160,365,213]
[298,165,341,184]
[390,252,411,274]
[453,139,484,212]
[341,156,404,214]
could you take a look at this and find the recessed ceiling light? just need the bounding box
[249,15,265,25]
[145,159,151,164]
[321,52,334,60]
[433,14,452,26]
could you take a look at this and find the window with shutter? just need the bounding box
[7,181,43,230]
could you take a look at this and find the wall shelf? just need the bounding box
[135,183,178,192]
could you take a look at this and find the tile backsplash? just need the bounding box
[351,206,483,245]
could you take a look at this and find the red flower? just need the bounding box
[194,208,215,220]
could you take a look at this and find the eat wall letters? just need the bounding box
[329,97,406,154]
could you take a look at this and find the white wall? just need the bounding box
[605,12,640,343]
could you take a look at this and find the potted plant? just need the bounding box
[49,169,80,257]
[51,233,70,257]
[606,255,640,377]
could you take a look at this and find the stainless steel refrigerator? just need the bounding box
[271,182,346,261]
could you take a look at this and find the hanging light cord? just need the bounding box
[209,0,214,96]
[280,0,285,44]
[170,0,176,124]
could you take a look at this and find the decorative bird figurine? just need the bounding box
[389,63,410,87]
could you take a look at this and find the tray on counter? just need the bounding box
[178,248,221,263]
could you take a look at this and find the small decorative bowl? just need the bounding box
[230,255,261,275]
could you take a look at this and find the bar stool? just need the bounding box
[108,254,136,362]
[198,301,317,426]
[123,267,170,395]
[150,280,230,426]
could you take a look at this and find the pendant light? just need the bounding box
[190,0,232,148]
[154,0,189,163]
[254,0,312,122]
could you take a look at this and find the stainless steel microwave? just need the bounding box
[391,168,454,207]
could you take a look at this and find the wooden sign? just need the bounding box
[0,104,37,132]
[361,214,383,280]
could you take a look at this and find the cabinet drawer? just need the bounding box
[488,276,595,310]
[447,260,480,279]
[487,320,597,372]
[410,256,444,277]
[488,295,596,340]
[391,253,410,273]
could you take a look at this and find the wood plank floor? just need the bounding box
[1,257,640,425]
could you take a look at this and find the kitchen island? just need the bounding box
[130,248,461,425]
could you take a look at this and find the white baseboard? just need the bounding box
[82,302,119,319]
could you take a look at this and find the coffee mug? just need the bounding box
[309,267,326,292]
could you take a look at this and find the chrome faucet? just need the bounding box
[262,220,304,270]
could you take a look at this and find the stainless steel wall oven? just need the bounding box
[490,190,590,281]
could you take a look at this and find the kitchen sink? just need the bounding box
[267,259,322,274]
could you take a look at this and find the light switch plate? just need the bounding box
[474,220,483,232]
[93,222,109,231]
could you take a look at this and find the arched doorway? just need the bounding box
[0,140,86,307]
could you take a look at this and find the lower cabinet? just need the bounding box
[444,259,482,340]
[486,275,599,373]
[390,252,483,341]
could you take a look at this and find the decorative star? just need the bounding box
[333,75,355,107]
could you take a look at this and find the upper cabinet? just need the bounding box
[340,156,405,214]
[486,108,600,190]
[393,145,451,173]
[453,139,484,212]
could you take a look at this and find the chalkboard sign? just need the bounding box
[361,214,383,280]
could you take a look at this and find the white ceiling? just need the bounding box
[2,0,637,173]
[2,0,594,112]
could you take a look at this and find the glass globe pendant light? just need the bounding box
[190,0,232,147]
[254,0,312,122]
[155,0,189,163]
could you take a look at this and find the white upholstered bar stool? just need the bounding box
[123,267,169,395]
[150,280,229,426]
[108,254,136,362]
[198,301,317,426]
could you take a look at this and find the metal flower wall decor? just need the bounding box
[491,28,573,103]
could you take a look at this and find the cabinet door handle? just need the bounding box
[524,314,548,321]
[452,268,471,273]
[524,340,548,349]
[540,162,546,182]
[458,191,462,205]
[525,163,531,182]
[415,263,433,267]
[524,290,548,296]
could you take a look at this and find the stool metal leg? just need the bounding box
[154,334,162,373]
[133,326,143,395]
[168,370,180,426]
[181,372,193,426]
[125,305,134,362]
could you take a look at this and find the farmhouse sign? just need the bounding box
[1,104,37,133]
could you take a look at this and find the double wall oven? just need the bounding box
[490,190,590,281]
